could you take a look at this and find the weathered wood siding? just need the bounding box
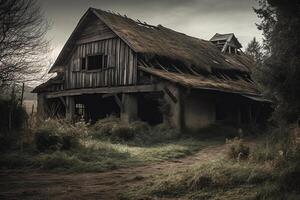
[66,38,137,89]
[76,13,117,44]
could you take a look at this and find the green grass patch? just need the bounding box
[0,137,217,172]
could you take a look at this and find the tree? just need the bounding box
[254,0,300,123]
[245,37,264,64]
[0,0,49,88]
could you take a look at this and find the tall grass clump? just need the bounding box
[90,117,179,145]
[34,119,89,152]
[250,124,300,199]
[226,137,250,161]
[127,159,271,199]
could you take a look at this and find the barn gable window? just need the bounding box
[81,54,108,71]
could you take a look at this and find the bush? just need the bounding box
[34,119,81,152]
[35,131,62,152]
[61,135,79,150]
[91,117,179,145]
[91,117,120,139]
[226,137,250,160]
[0,98,27,133]
[129,121,150,134]
[150,123,180,142]
[111,124,133,141]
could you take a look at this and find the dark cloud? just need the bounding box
[39,0,262,58]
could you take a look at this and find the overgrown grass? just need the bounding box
[121,125,300,200]
[0,136,218,172]
[0,118,235,173]
[90,117,181,145]
[121,159,272,200]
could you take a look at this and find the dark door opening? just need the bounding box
[137,93,163,125]
[75,95,120,122]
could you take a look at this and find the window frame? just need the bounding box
[80,53,109,72]
[75,103,85,117]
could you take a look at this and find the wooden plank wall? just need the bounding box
[76,14,117,44]
[66,38,137,89]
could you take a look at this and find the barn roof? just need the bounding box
[139,66,259,96]
[32,74,64,93]
[50,8,254,74]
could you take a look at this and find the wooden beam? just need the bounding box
[163,86,178,103]
[155,60,168,72]
[46,84,161,98]
[114,94,124,111]
[59,96,66,107]
[102,93,115,98]
[172,64,184,74]
[76,35,116,45]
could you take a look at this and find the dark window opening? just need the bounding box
[81,54,108,71]
[137,93,163,125]
[88,55,102,70]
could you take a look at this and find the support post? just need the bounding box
[66,96,75,121]
[163,84,184,132]
[37,93,48,119]
[121,93,138,123]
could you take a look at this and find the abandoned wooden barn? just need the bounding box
[33,8,269,132]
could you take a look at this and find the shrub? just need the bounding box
[129,121,150,134]
[91,117,120,139]
[226,137,250,160]
[61,135,79,150]
[34,119,80,152]
[35,130,62,152]
[111,124,133,141]
[0,98,27,133]
[151,123,180,142]
[91,117,179,145]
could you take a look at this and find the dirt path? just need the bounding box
[0,143,228,200]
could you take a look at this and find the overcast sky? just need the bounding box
[39,0,262,60]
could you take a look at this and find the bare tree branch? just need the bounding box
[0,0,50,88]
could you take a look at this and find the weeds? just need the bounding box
[123,124,300,200]
[125,159,271,199]
[90,117,179,145]
[226,137,250,161]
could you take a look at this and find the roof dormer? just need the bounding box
[210,33,242,54]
